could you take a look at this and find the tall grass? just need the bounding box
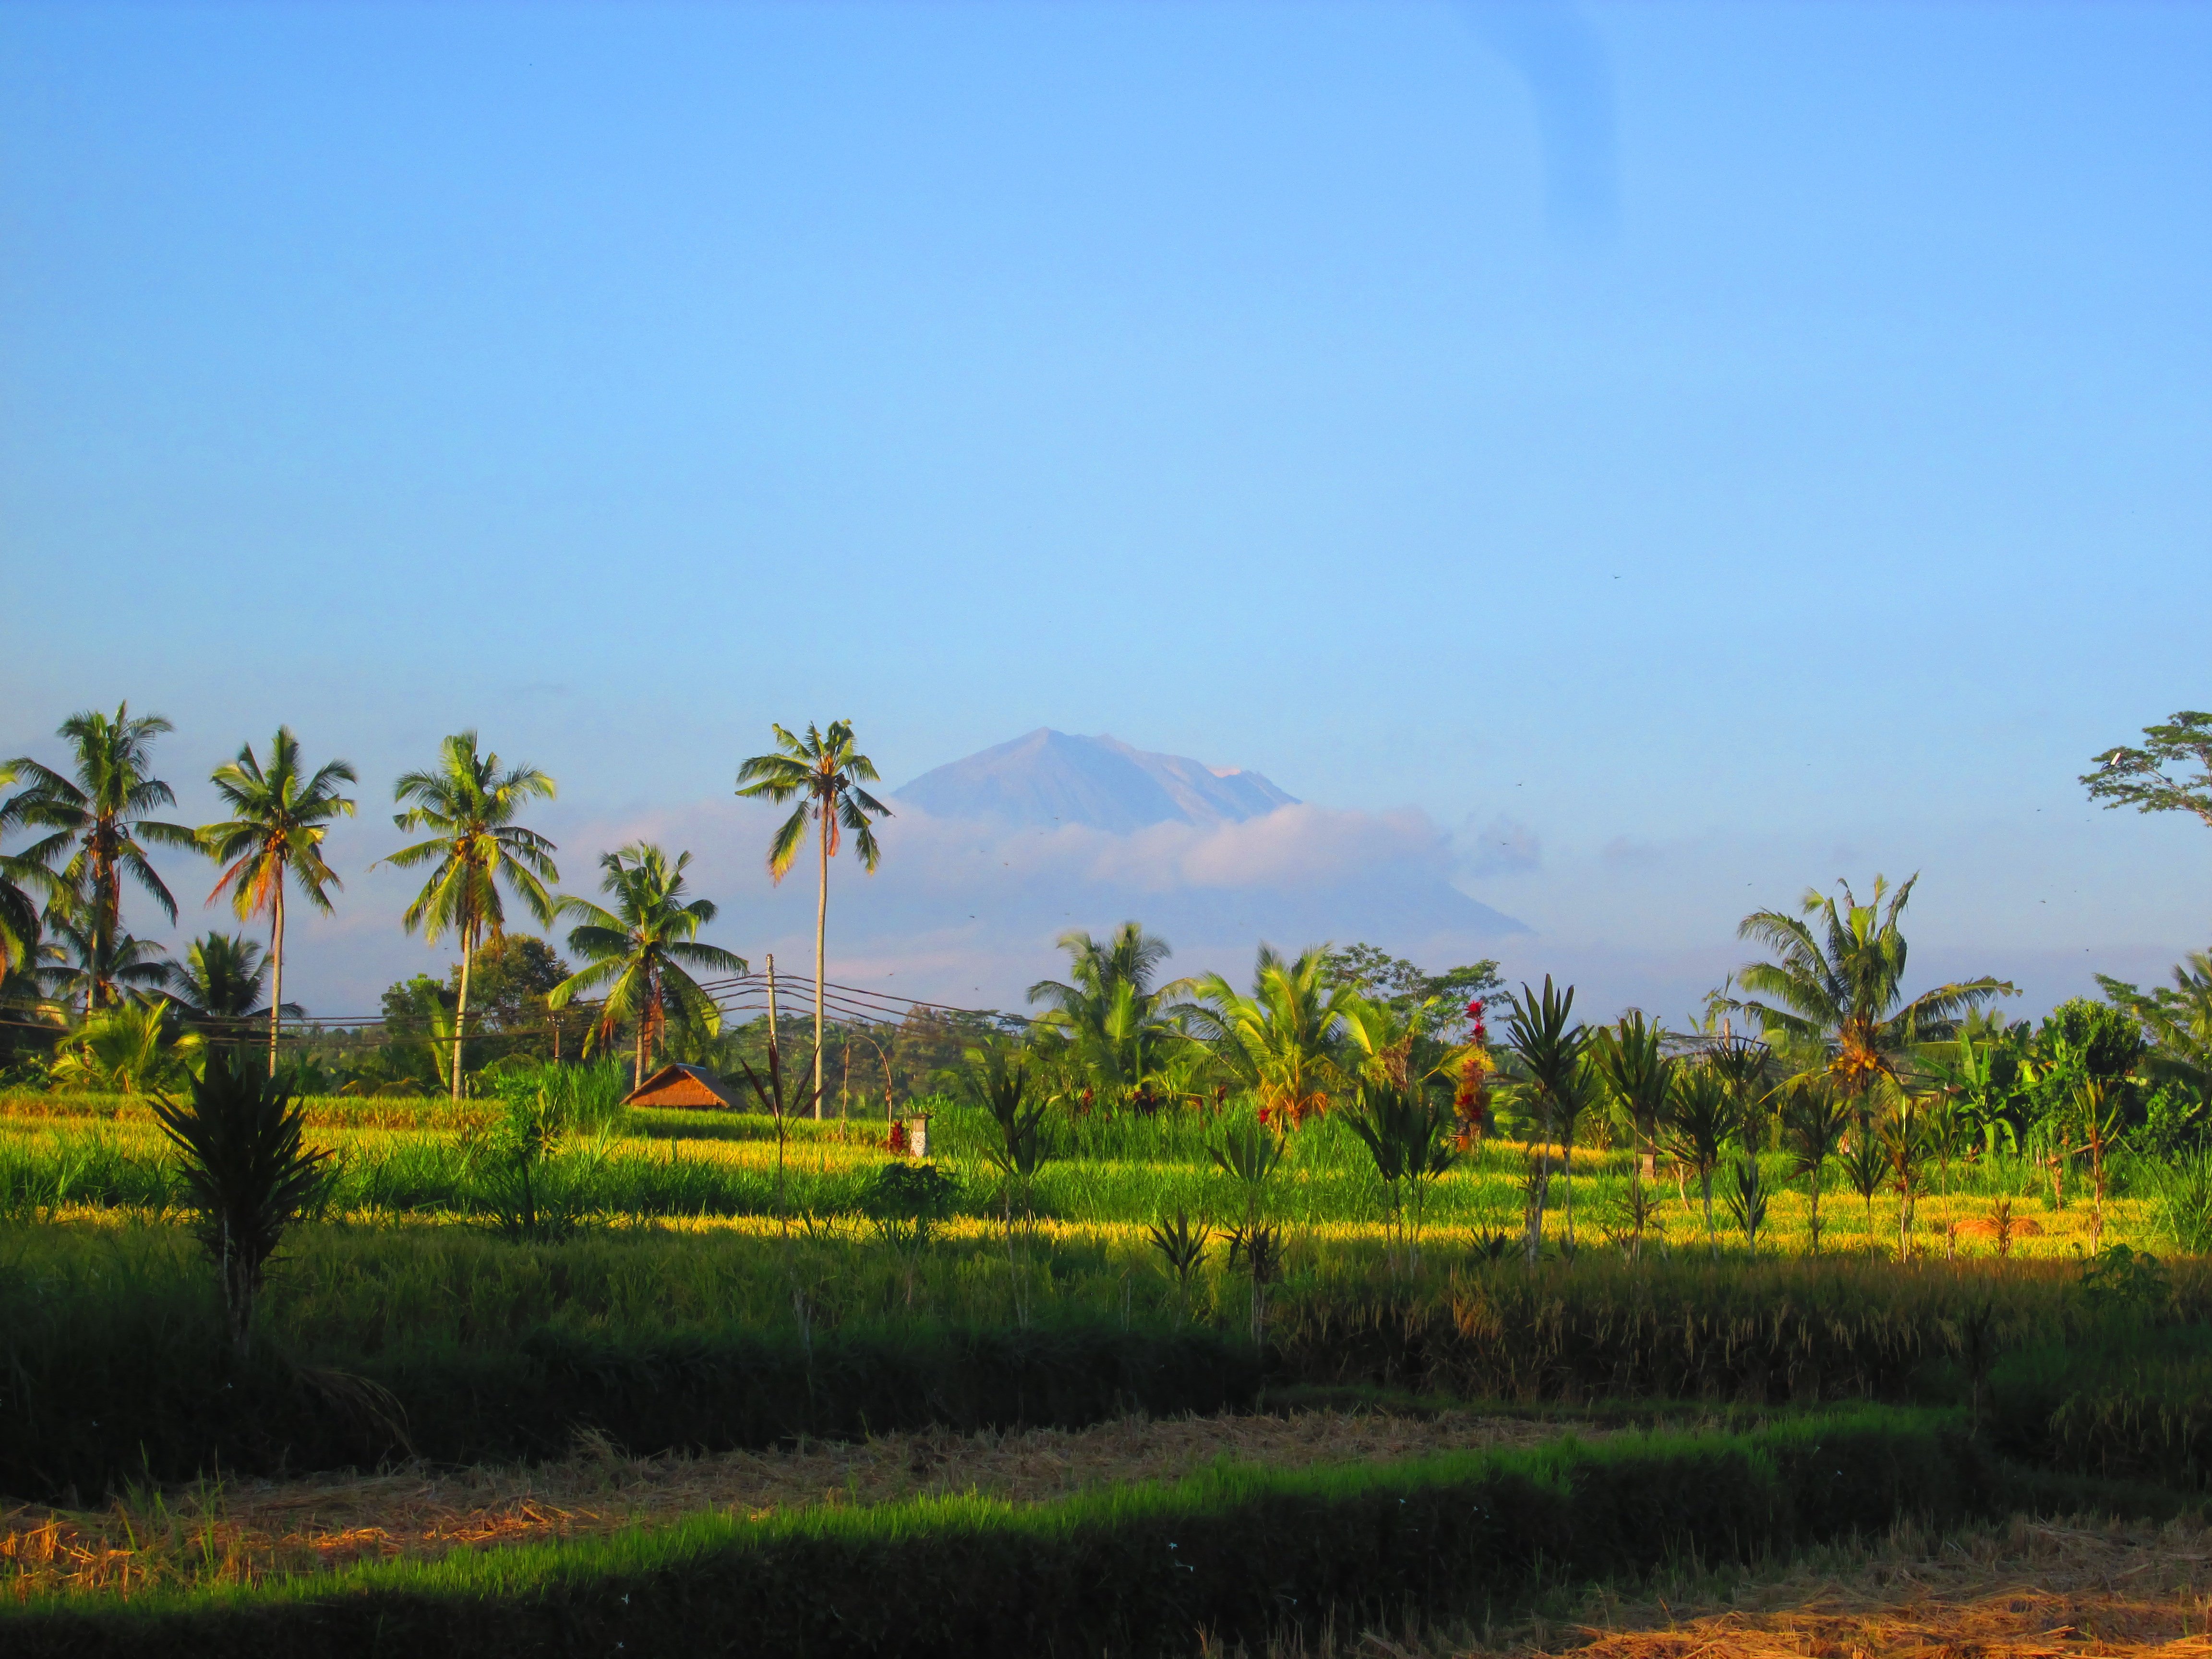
[7,1212,2206,1499]
[0,1221,1263,1498]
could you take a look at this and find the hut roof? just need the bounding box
[622,1063,746,1111]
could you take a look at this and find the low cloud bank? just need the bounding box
[540,796,1527,1007]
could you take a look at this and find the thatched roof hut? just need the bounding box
[622,1062,746,1111]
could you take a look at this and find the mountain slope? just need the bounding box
[894,729,1298,831]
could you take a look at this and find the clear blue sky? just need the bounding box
[3,1,2208,1016]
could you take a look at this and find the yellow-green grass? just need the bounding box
[0,1090,2164,1258]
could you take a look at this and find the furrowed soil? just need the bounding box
[0,1407,1587,1599]
[1238,1513,2212,1659]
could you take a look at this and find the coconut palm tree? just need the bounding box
[735,721,891,1117]
[0,760,49,982]
[1029,922,1175,1021]
[2101,952,2212,1098]
[549,843,749,1088]
[199,727,358,1075]
[2,705,195,1013]
[378,733,558,1102]
[163,930,302,1025]
[1187,944,1359,1127]
[40,915,175,1012]
[51,998,204,1095]
[1719,875,2015,1104]
[1026,923,1193,1106]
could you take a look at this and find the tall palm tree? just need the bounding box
[2,705,195,1013]
[199,727,358,1075]
[1719,875,2014,1104]
[378,733,558,1102]
[1026,923,1192,1106]
[1188,944,1359,1127]
[549,843,749,1088]
[735,721,891,1118]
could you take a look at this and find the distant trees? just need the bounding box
[198,727,357,1074]
[380,733,559,1102]
[1322,943,1503,1039]
[1,705,194,1015]
[550,843,749,1088]
[736,721,891,1118]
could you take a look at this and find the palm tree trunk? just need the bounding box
[269,877,285,1079]
[814,799,828,1121]
[453,926,474,1105]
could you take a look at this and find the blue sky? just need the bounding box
[3,1,2208,1019]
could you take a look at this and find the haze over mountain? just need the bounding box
[858,730,1528,991]
[895,729,1300,832]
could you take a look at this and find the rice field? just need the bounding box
[5,1081,2208,1649]
[0,1091,2164,1259]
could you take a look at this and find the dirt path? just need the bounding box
[1,1407,1582,1597]
[1245,1514,2212,1659]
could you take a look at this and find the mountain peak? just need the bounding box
[895,729,1299,832]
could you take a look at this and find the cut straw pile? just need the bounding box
[2,1407,1585,1597]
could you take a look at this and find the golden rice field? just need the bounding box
[0,1088,2158,1260]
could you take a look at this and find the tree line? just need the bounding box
[0,707,887,1100]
